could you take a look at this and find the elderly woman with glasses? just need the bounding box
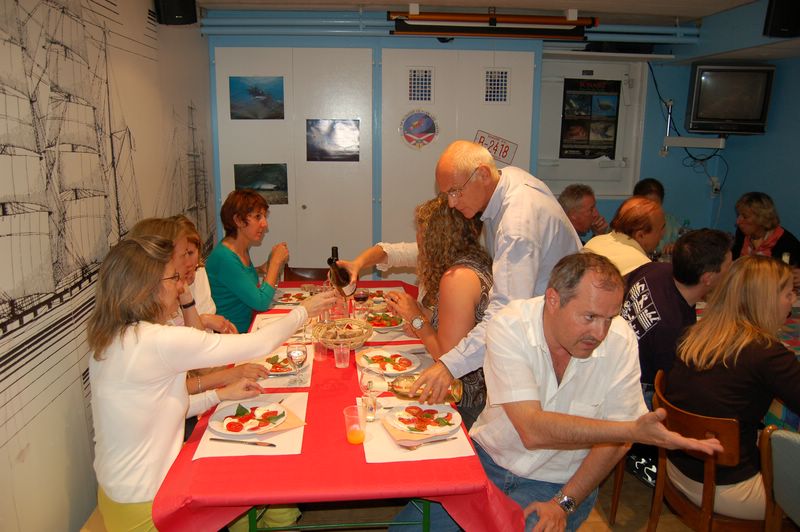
[206,189,291,333]
[87,235,335,531]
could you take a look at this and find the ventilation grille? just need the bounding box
[484,69,509,103]
[408,68,433,102]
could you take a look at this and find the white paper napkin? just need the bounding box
[354,346,434,393]
[193,392,309,460]
[360,396,474,463]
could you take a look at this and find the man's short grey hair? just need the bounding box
[548,252,623,305]
[558,184,595,214]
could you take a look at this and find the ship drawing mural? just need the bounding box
[0,0,214,450]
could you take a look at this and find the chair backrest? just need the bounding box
[653,370,741,466]
[283,265,329,282]
[771,429,800,525]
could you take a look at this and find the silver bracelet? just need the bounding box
[196,375,202,394]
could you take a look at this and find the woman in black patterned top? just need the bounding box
[387,195,492,429]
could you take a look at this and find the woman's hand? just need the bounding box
[226,363,269,383]
[200,314,238,334]
[269,242,290,268]
[216,377,264,401]
[386,291,420,321]
[337,259,361,285]
[300,289,338,318]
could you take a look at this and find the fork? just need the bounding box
[403,436,459,451]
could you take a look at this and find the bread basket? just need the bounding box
[312,318,373,349]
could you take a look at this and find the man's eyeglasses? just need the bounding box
[162,272,182,283]
[446,166,480,200]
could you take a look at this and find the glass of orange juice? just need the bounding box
[343,405,366,445]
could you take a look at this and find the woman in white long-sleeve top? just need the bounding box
[87,235,334,531]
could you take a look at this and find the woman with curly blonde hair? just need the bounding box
[387,195,492,428]
[665,255,800,520]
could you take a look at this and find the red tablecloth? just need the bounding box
[152,281,524,531]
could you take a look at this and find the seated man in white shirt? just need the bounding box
[584,196,665,276]
[390,252,722,532]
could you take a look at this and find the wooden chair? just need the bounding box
[647,370,777,532]
[282,264,329,282]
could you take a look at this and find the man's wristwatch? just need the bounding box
[410,315,425,331]
[552,489,577,514]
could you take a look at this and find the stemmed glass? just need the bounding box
[286,342,308,386]
[359,368,383,422]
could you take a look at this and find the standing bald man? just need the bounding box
[410,140,582,402]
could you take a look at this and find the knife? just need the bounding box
[401,436,459,450]
[209,437,276,448]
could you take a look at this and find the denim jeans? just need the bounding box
[389,443,598,532]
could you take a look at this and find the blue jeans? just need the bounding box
[389,443,598,532]
[641,382,655,411]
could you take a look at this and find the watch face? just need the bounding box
[411,317,424,330]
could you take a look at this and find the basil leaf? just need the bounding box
[266,411,286,424]
[266,355,279,364]
[234,403,250,417]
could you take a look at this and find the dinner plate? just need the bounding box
[208,400,287,436]
[366,312,404,331]
[357,349,420,376]
[385,403,462,436]
[275,291,309,305]
[264,355,297,375]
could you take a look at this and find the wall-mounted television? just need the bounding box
[686,63,775,135]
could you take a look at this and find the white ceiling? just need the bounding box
[198,0,800,60]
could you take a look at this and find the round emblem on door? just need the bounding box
[400,110,438,150]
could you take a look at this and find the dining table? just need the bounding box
[152,280,525,531]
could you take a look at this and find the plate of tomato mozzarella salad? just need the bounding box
[209,400,287,435]
[385,403,461,436]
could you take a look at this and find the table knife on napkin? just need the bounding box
[209,437,276,448]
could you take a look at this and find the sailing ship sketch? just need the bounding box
[0,0,213,444]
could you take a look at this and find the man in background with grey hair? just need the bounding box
[558,184,609,241]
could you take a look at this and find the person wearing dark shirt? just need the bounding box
[622,229,732,408]
[666,255,800,520]
[731,191,800,290]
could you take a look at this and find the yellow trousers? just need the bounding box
[96,488,156,532]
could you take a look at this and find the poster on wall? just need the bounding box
[559,79,620,159]
[234,163,288,204]
[400,110,438,149]
[306,119,360,161]
[229,76,285,119]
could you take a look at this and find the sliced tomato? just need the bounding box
[404,406,423,416]
[398,417,416,425]
[414,421,429,432]
[421,409,438,418]
[395,357,412,367]
[225,421,244,432]
[390,354,401,359]
[260,410,278,419]
[444,412,453,421]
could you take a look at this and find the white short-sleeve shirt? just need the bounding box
[470,297,647,484]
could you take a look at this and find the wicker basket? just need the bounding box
[312,318,373,349]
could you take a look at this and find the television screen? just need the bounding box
[686,64,775,134]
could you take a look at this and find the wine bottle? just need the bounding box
[327,246,355,297]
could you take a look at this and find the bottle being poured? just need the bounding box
[327,246,357,297]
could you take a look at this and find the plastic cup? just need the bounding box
[333,343,350,368]
[353,302,368,321]
[362,394,378,422]
[313,340,327,362]
[343,405,365,445]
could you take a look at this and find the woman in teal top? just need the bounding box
[206,189,289,333]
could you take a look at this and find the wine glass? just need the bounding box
[286,342,308,386]
[359,368,383,422]
[353,288,369,304]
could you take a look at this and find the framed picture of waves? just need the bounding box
[234,163,288,205]
[229,76,285,120]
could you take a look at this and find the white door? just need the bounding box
[214,47,373,268]
[381,49,534,249]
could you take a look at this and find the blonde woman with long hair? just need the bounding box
[88,236,334,531]
[665,255,800,520]
[386,195,492,429]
